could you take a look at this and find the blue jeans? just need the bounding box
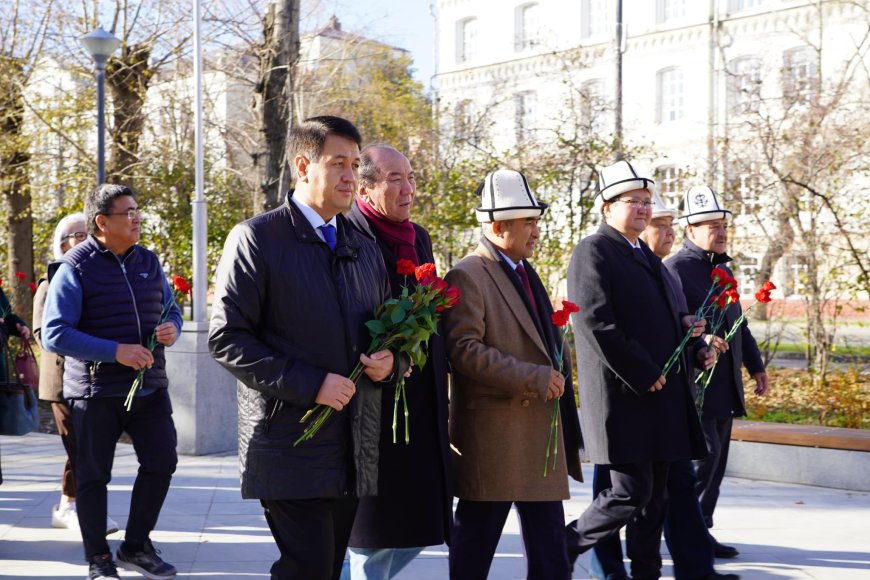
[340,547,424,580]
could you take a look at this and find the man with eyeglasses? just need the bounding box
[42,184,182,580]
[564,160,707,580]
[665,185,768,561]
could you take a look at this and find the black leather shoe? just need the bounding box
[711,536,740,558]
[695,573,740,580]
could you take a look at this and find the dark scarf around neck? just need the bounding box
[355,197,418,264]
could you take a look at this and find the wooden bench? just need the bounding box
[731,420,870,452]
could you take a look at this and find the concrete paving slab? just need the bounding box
[2,432,869,579]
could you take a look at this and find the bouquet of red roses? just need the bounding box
[123,275,189,411]
[294,261,460,446]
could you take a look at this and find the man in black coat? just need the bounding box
[565,160,707,580]
[209,117,398,580]
[666,185,768,559]
[341,144,452,579]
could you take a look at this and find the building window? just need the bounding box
[514,91,537,142]
[581,0,610,40]
[782,47,818,105]
[454,100,476,143]
[729,57,762,115]
[456,17,478,64]
[656,0,686,23]
[515,3,540,51]
[784,254,809,297]
[581,79,607,134]
[655,165,684,208]
[729,0,765,12]
[656,67,684,123]
[734,255,761,283]
[736,167,761,211]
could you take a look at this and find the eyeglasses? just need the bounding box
[616,199,655,208]
[102,209,141,220]
[62,232,88,242]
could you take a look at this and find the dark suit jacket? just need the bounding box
[345,203,453,548]
[567,223,706,465]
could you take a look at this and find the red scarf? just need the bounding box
[356,197,418,264]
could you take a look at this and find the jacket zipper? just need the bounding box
[116,251,144,389]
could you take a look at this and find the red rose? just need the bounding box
[443,285,460,307]
[396,259,416,277]
[172,275,191,296]
[414,263,437,281]
[28,282,37,294]
[429,276,448,294]
[562,300,580,314]
[551,309,570,327]
[14,271,26,281]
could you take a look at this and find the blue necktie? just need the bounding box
[319,224,336,250]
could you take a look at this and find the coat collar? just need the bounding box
[681,237,733,266]
[286,191,361,261]
[596,222,659,275]
[474,237,550,360]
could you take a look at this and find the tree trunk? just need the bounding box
[753,193,796,321]
[0,56,34,324]
[107,43,153,185]
[255,0,299,213]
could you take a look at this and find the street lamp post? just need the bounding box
[80,26,121,185]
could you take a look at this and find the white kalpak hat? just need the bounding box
[678,185,732,226]
[597,160,655,202]
[650,190,678,219]
[475,169,548,223]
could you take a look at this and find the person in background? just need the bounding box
[42,184,182,580]
[32,212,120,535]
[342,144,453,579]
[666,185,769,560]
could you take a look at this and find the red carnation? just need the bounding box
[551,309,570,327]
[724,288,740,304]
[172,275,191,296]
[28,282,37,294]
[414,263,437,281]
[755,289,772,303]
[562,300,580,314]
[396,259,416,277]
[710,266,730,286]
[14,271,26,281]
[761,280,776,292]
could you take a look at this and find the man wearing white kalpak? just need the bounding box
[565,160,706,580]
[665,185,769,560]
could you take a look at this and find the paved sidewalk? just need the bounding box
[1,433,868,579]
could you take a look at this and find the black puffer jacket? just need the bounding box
[209,196,390,500]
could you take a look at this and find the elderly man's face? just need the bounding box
[688,218,729,254]
[603,188,652,239]
[491,217,541,263]
[359,148,416,222]
[640,216,675,259]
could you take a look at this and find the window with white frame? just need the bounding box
[729,57,762,115]
[734,255,761,283]
[581,79,607,134]
[456,17,478,64]
[656,67,684,123]
[784,254,809,296]
[657,0,686,23]
[515,3,540,51]
[655,165,684,208]
[729,0,765,12]
[581,0,611,40]
[514,91,537,142]
[454,99,476,142]
[782,47,818,105]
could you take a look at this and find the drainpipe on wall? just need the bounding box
[708,0,720,187]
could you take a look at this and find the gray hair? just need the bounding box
[52,212,87,259]
[359,144,401,187]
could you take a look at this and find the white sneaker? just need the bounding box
[106,515,120,535]
[51,502,79,529]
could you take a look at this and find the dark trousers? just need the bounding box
[449,499,570,580]
[590,461,714,580]
[260,496,358,580]
[51,401,77,497]
[694,417,733,528]
[70,389,177,560]
[566,461,670,580]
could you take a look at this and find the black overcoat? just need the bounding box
[567,223,706,465]
[345,203,453,548]
[665,239,765,418]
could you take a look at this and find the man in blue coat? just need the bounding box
[666,185,769,559]
[565,160,707,580]
[42,184,182,580]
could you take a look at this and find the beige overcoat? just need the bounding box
[444,243,571,502]
[33,279,65,402]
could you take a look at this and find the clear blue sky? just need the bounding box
[302,0,436,88]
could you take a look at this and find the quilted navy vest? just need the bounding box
[62,237,169,399]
